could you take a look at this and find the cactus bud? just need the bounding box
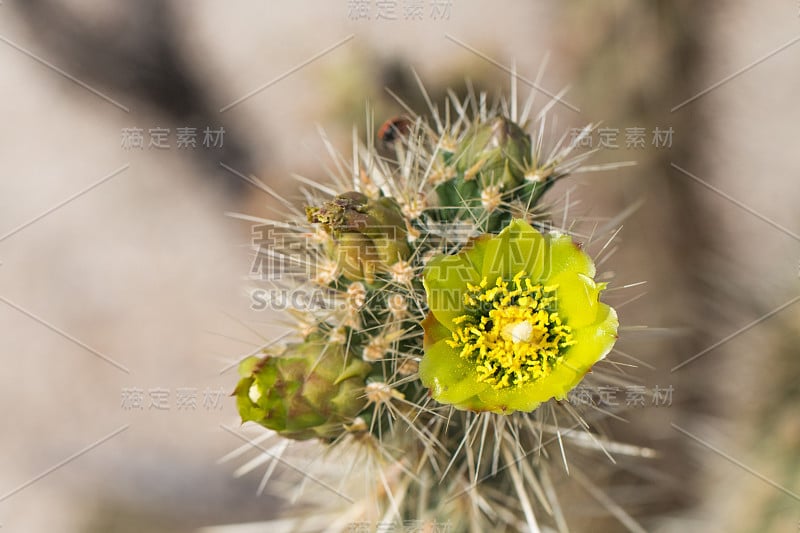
[234,336,372,441]
[454,116,531,187]
[307,192,410,283]
[435,117,532,231]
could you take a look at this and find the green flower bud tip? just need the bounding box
[307,192,411,283]
[234,337,372,441]
[420,219,618,414]
[434,117,533,230]
[453,116,531,187]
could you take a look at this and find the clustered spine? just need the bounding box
[231,85,633,531]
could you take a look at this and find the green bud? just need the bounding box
[307,192,410,283]
[433,118,531,232]
[453,116,531,188]
[234,336,372,441]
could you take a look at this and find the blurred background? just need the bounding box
[0,1,798,531]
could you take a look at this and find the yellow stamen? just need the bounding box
[446,272,574,389]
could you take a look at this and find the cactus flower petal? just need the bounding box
[420,219,618,414]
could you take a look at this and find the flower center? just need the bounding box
[447,272,574,389]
